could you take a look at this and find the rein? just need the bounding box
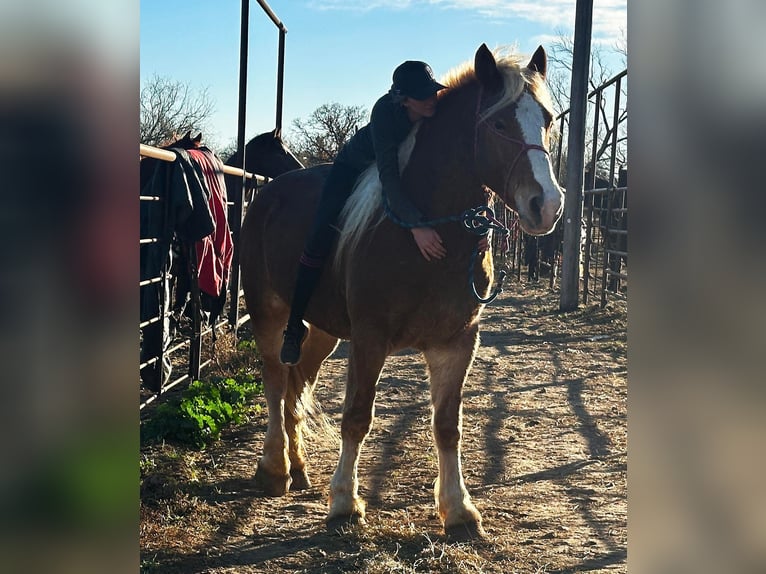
[383,84,547,305]
[382,199,509,304]
[462,205,511,303]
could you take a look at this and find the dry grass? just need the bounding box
[140,282,627,573]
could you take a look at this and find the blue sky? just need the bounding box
[140,1,626,149]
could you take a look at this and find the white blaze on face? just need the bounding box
[513,92,563,231]
[513,92,558,191]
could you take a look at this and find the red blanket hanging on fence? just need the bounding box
[187,148,233,302]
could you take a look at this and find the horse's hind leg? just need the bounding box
[284,327,339,491]
[423,324,486,541]
[253,313,338,495]
[254,325,293,496]
[327,336,387,529]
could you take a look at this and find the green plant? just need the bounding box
[236,339,258,352]
[142,374,263,449]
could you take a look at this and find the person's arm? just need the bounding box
[371,102,446,261]
[370,103,423,226]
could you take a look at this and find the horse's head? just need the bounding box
[472,44,563,235]
[243,128,304,179]
[166,130,203,150]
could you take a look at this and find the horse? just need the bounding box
[239,44,564,540]
[224,128,304,201]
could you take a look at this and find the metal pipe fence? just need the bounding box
[139,145,263,409]
[506,68,627,307]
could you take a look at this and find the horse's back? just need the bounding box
[240,164,351,336]
[240,164,328,294]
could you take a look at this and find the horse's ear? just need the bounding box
[193,132,203,143]
[183,130,192,140]
[527,45,547,79]
[475,43,503,93]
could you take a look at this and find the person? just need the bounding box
[280,60,449,365]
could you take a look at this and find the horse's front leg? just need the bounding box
[424,324,486,541]
[327,336,387,529]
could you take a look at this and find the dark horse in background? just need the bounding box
[240,44,564,540]
[224,128,304,204]
[167,129,303,317]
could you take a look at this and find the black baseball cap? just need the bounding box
[391,61,447,100]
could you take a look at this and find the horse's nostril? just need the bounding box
[529,194,543,222]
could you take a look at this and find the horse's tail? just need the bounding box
[285,360,340,447]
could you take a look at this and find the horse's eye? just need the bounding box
[494,121,506,130]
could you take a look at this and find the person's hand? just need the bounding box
[411,227,446,261]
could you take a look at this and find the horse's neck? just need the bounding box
[405,86,485,218]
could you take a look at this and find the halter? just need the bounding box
[474,85,550,199]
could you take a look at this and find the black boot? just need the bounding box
[280,321,308,366]
[280,263,322,365]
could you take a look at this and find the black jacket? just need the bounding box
[335,93,424,225]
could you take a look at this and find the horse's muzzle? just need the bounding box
[516,184,564,235]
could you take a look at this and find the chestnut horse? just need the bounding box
[239,44,563,540]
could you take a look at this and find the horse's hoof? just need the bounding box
[326,513,365,535]
[445,520,487,542]
[289,468,312,491]
[254,464,291,497]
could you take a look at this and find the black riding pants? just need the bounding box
[302,161,362,263]
[286,161,363,328]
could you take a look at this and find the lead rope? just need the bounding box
[383,196,510,305]
[463,205,510,304]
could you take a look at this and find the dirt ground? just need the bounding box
[140,281,627,573]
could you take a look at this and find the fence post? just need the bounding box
[559,0,594,311]
[228,0,250,333]
[275,28,286,133]
[600,189,613,308]
[188,244,202,382]
[582,191,594,304]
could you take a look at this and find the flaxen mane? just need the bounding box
[334,47,554,268]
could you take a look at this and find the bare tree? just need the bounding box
[615,28,627,69]
[546,30,627,183]
[217,138,239,163]
[547,33,617,109]
[140,75,215,146]
[286,103,368,166]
